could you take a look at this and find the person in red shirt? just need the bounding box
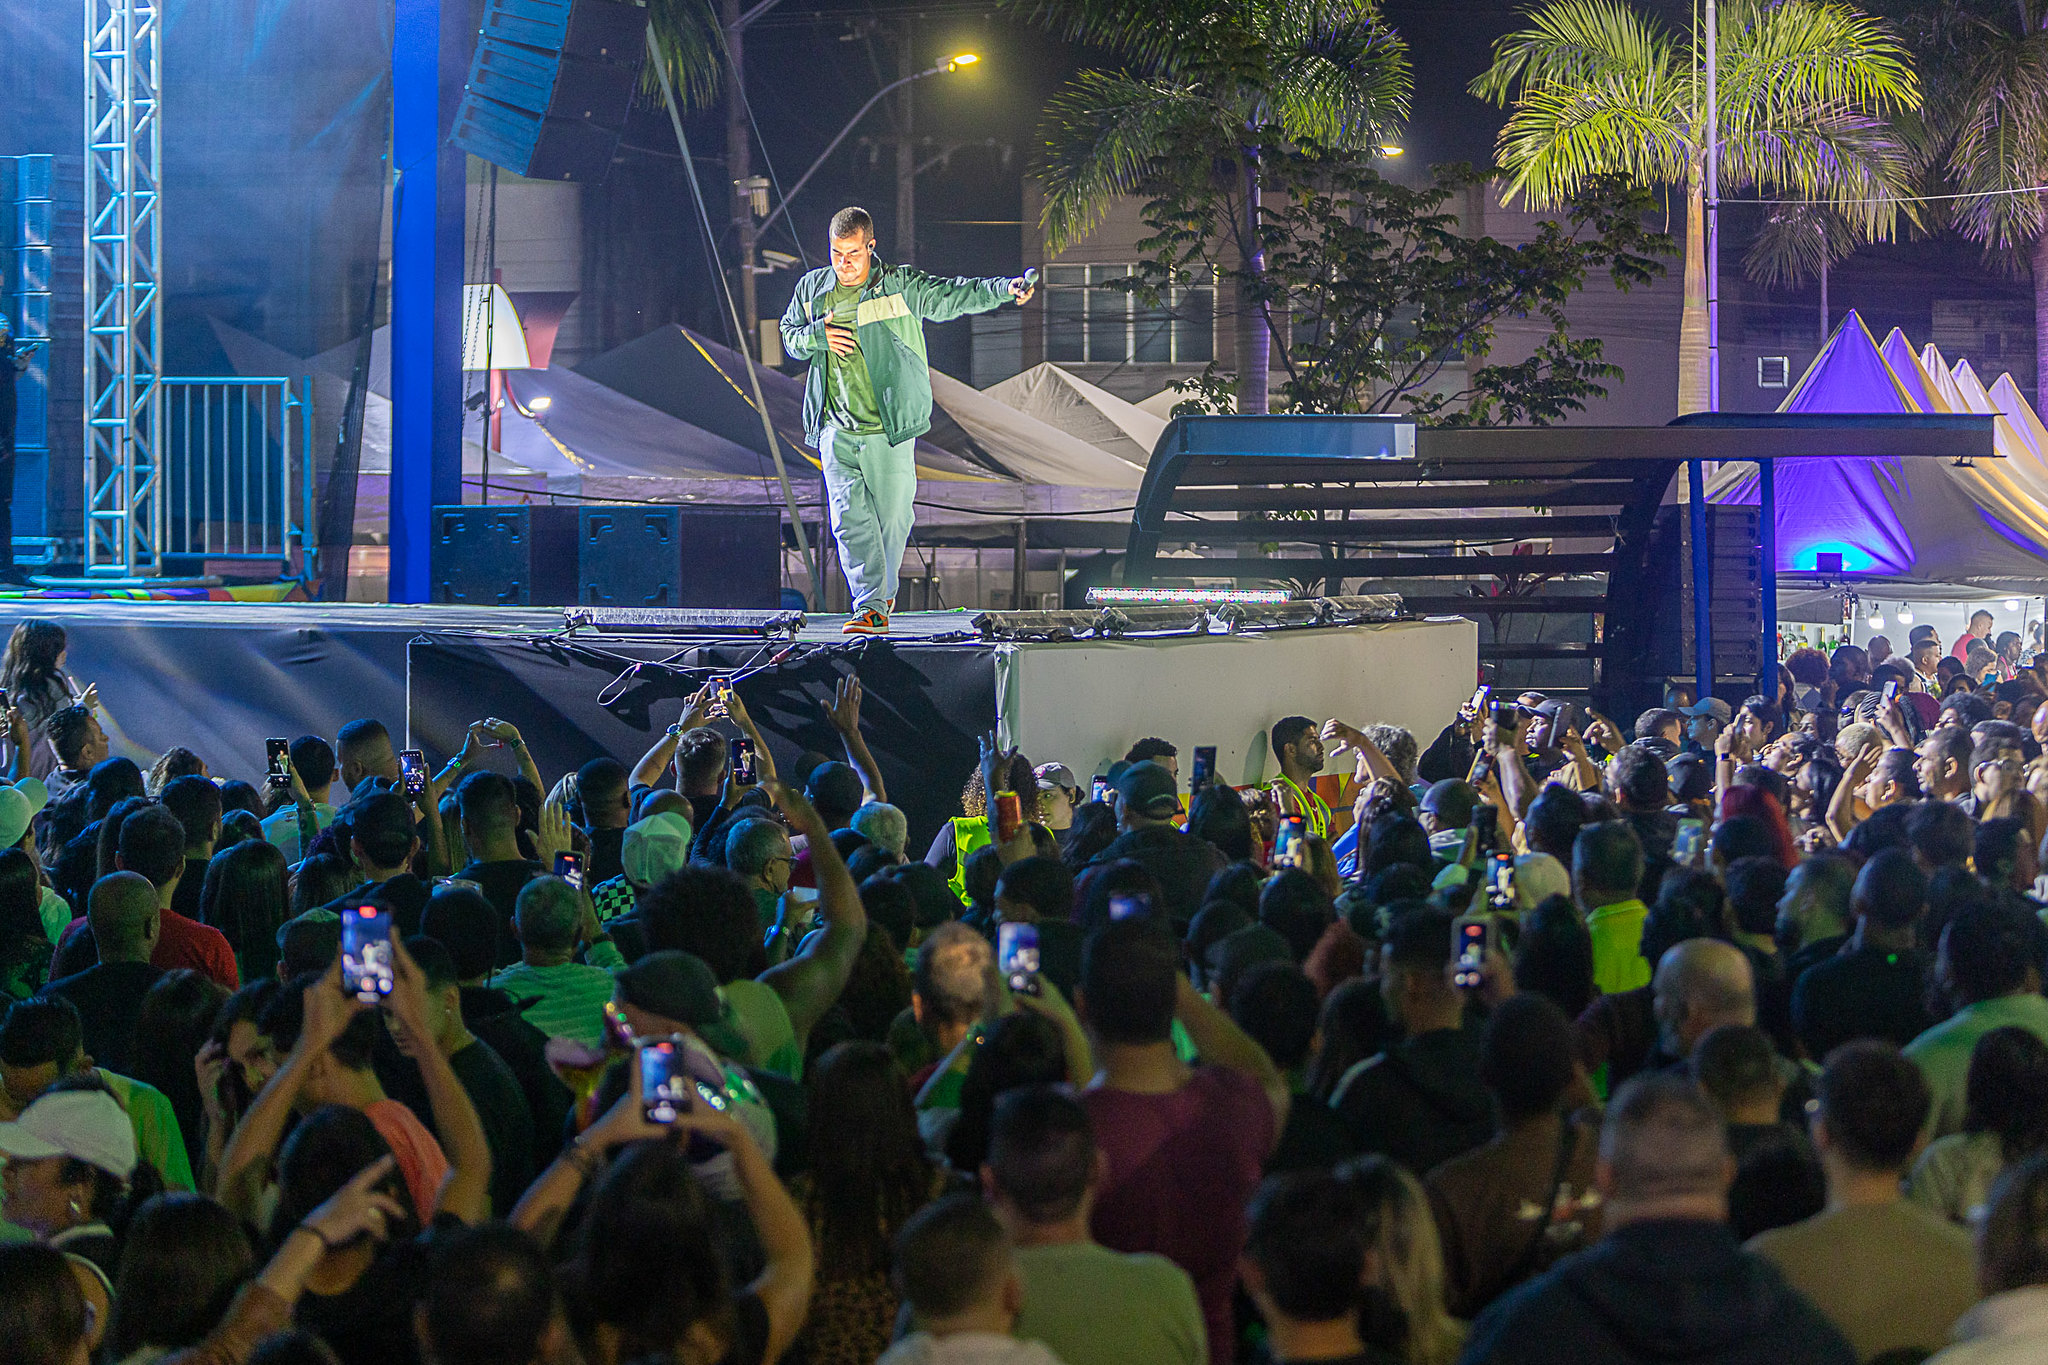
[56,803,238,990]
[1951,608,1995,664]
[1076,919,1289,1365]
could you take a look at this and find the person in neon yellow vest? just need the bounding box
[1265,717,1331,842]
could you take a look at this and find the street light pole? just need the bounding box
[723,0,759,353]
[754,56,974,241]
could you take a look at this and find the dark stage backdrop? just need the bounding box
[60,622,995,851]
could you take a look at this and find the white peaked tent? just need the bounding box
[927,369,1148,488]
[1709,310,2048,594]
[979,363,1168,469]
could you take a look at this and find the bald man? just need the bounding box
[1653,938,1756,1064]
[38,871,164,1075]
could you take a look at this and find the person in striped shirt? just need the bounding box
[491,876,624,1048]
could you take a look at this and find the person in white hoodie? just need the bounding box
[877,1194,1065,1365]
[1932,1152,2048,1365]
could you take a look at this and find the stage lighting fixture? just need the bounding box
[1085,587,1293,606]
[1868,605,1885,630]
[2007,598,2023,611]
[1896,603,1913,625]
[528,395,552,412]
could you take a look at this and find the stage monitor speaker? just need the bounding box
[451,0,646,183]
[579,505,781,609]
[434,505,580,606]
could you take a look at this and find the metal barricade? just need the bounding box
[161,376,315,578]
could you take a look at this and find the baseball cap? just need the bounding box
[621,811,692,890]
[615,950,723,1027]
[0,1086,138,1180]
[1113,760,1180,818]
[1035,762,1078,794]
[0,778,49,848]
[1679,697,1733,723]
[1511,853,1572,912]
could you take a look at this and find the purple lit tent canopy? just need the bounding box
[1708,310,2048,597]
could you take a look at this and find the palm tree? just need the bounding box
[644,0,723,108]
[1885,0,2048,404]
[1472,0,1919,413]
[1017,0,1411,413]
[1742,203,1862,339]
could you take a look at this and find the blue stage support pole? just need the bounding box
[1758,457,1777,699]
[389,0,465,604]
[1689,459,1712,698]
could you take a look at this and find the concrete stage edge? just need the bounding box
[2,602,1476,849]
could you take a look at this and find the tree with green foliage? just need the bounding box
[1129,157,1671,423]
[1472,0,1919,414]
[1016,0,1412,413]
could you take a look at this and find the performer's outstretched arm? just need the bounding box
[897,267,1029,323]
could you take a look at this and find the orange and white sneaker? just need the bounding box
[842,606,891,635]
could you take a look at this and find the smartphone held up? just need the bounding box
[341,905,394,1004]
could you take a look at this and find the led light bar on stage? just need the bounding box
[1085,587,1294,606]
[562,607,806,635]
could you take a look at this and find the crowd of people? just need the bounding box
[5,612,2048,1365]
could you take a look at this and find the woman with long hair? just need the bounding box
[1335,1155,1465,1365]
[0,620,87,779]
[944,1011,1070,1176]
[200,839,290,983]
[146,747,209,797]
[104,1192,255,1364]
[0,845,53,1000]
[790,1041,944,1365]
[128,970,231,1162]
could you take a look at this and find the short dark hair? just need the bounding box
[576,757,628,814]
[1817,1040,1930,1172]
[1525,784,1589,862]
[1481,993,1576,1121]
[45,705,98,766]
[1383,905,1454,973]
[829,205,875,241]
[1907,800,1974,870]
[672,727,727,792]
[419,886,502,982]
[637,866,761,984]
[1080,918,1179,1046]
[1692,1024,1782,1112]
[347,792,418,870]
[119,804,187,886]
[1635,708,1683,740]
[1724,857,1788,937]
[423,1223,559,1365]
[405,935,462,992]
[1572,821,1644,900]
[336,718,389,762]
[1245,1172,1366,1323]
[1851,848,1926,930]
[1258,868,1334,961]
[287,736,336,790]
[987,1086,1096,1224]
[455,771,517,834]
[1270,717,1315,763]
[1124,737,1176,765]
[159,775,223,849]
[1228,961,1319,1071]
[1942,899,2038,1005]
[260,974,379,1071]
[995,856,1073,922]
[1608,745,1671,810]
[1976,817,2030,887]
[0,995,83,1068]
[894,1194,1010,1320]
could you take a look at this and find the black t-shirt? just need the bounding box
[587,825,626,888]
[295,1214,465,1365]
[1791,943,1933,1060]
[324,874,432,939]
[453,859,543,965]
[448,1037,536,1216]
[39,960,163,1076]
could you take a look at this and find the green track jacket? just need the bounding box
[779,260,1015,448]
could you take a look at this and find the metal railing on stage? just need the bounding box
[161,376,316,576]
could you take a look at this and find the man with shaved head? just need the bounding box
[38,871,163,1074]
[1653,938,1756,1065]
[1458,1074,1856,1363]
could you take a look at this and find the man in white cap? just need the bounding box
[586,809,691,924]
[0,1081,140,1311]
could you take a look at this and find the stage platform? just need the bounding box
[19,601,1476,849]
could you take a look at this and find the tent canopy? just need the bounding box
[1708,309,2048,595]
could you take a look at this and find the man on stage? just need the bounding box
[781,206,1034,635]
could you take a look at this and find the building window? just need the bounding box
[1044,264,1214,364]
[1757,356,1790,389]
